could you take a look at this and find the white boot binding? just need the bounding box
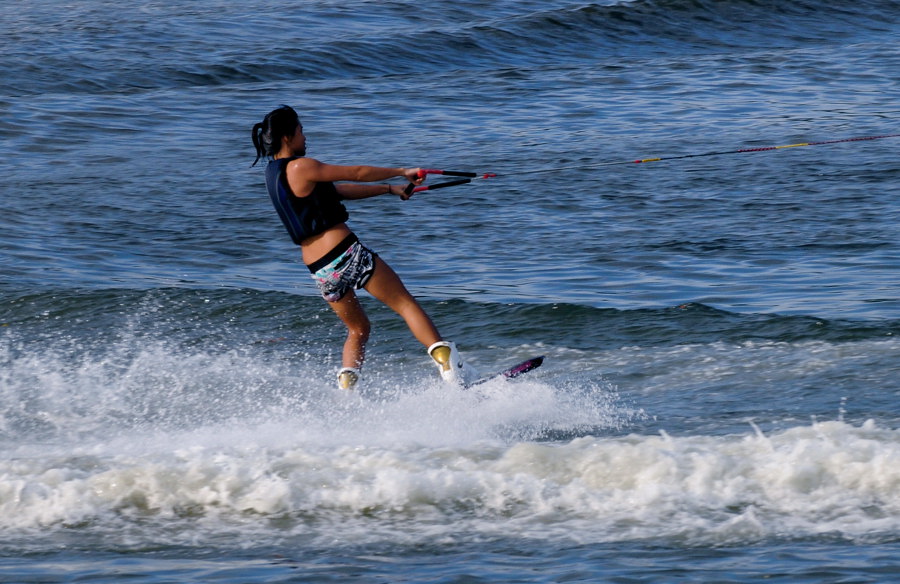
[427,341,477,386]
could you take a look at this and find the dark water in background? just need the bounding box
[2,0,900,581]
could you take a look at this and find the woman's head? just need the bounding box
[251,105,302,166]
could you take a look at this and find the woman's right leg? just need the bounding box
[327,290,371,370]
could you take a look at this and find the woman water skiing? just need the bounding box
[251,105,475,390]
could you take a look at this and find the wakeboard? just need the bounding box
[466,355,544,388]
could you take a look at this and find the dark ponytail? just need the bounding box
[251,105,301,167]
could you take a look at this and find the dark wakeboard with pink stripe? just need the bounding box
[466,356,544,388]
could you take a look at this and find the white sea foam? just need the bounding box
[2,335,898,550]
[2,414,898,548]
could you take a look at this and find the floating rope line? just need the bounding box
[414,133,899,190]
[514,133,900,177]
[622,133,900,167]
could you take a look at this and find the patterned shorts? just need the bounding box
[307,234,377,303]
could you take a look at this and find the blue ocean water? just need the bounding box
[1,0,899,581]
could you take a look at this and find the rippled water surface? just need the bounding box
[2,0,899,581]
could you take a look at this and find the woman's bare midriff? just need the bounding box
[301,223,353,267]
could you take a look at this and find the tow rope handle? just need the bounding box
[404,169,497,196]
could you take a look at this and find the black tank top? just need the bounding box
[265,157,349,245]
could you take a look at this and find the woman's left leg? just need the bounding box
[361,256,476,385]
[363,256,441,347]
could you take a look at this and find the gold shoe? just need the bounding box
[427,341,478,385]
[337,367,360,390]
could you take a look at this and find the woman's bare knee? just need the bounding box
[347,319,371,342]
